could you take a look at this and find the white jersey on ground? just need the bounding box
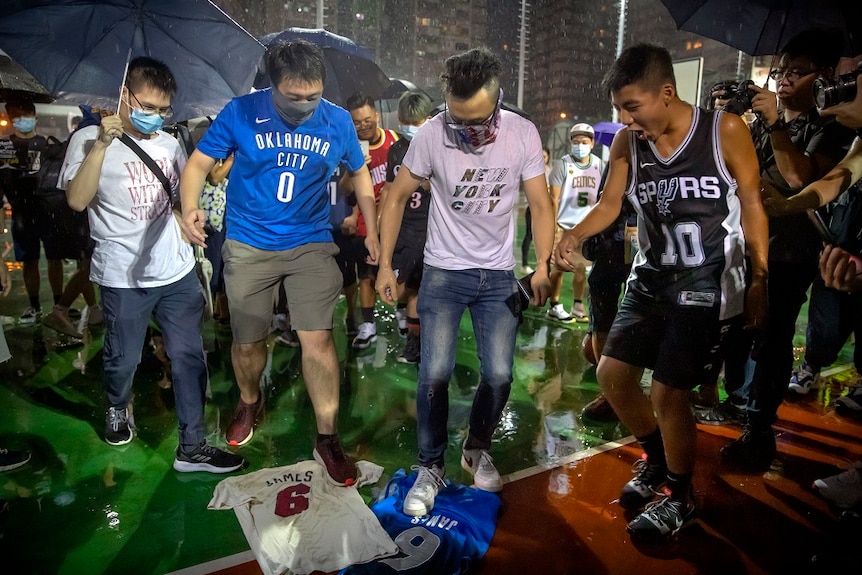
[59,125,192,288]
[403,109,546,271]
[208,460,397,575]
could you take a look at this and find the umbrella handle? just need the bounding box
[117,47,132,115]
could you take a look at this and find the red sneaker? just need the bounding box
[226,395,263,446]
[313,436,357,486]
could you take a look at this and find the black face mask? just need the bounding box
[271,88,320,126]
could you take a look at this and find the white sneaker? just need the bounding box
[394,309,408,338]
[403,464,446,516]
[571,302,589,323]
[788,361,819,395]
[19,307,41,324]
[519,264,534,276]
[461,446,503,492]
[813,460,862,509]
[352,321,377,349]
[546,303,575,323]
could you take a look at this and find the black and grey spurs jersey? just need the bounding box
[624,106,747,320]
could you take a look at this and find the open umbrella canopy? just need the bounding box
[0,49,53,104]
[658,0,862,56]
[381,78,431,101]
[592,121,625,147]
[256,28,390,107]
[0,0,265,122]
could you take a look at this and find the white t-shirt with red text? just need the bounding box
[60,125,192,288]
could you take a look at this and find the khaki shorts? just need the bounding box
[223,239,342,343]
[554,227,591,269]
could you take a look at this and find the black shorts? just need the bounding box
[11,192,90,261]
[333,231,358,288]
[602,286,740,390]
[587,240,632,333]
[392,241,424,290]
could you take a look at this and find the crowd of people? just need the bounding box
[2,28,862,552]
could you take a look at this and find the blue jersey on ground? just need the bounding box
[196,90,365,251]
[340,469,501,575]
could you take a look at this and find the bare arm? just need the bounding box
[722,113,769,329]
[349,164,379,264]
[375,165,424,304]
[523,174,554,305]
[764,137,862,215]
[66,115,124,212]
[180,149,217,247]
[750,86,823,189]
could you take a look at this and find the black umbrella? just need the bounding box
[256,28,390,107]
[657,0,862,56]
[0,0,265,122]
[0,49,52,104]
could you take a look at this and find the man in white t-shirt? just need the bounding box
[547,123,606,323]
[376,47,555,516]
[62,57,243,474]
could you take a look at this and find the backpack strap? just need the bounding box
[119,133,173,199]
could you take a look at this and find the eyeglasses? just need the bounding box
[768,68,819,82]
[352,117,375,129]
[444,89,503,130]
[127,88,174,119]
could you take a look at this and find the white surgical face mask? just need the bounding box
[399,124,420,138]
[571,143,591,160]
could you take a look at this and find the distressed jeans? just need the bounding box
[416,266,521,468]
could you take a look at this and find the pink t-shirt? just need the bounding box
[403,110,545,270]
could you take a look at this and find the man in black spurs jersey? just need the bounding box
[555,44,769,539]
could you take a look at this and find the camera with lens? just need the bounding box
[814,64,860,110]
[721,80,757,116]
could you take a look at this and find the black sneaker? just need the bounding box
[627,495,696,538]
[0,448,31,472]
[397,334,420,364]
[582,393,618,422]
[619,455,667,510]
[105,406,133,446]
[173,443,245,473]
[720,424,776,471]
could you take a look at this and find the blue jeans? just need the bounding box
[101,270,208,448]
[416,266,521,468]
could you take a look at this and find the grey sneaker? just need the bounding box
[461,446,503,492]
[619,455,667,510]
[835,382,862,412]
[627,495,696,538]
[403,464,446,516]
[813,460,862,509]
[42,305,82,338]
[105,406,133,446]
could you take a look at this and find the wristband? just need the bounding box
[765,118,786,133]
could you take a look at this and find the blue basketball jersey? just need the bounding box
[196,90,365,250]
[340,469,501,575]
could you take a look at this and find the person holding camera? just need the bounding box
[721,29,857,471]
[762,53,862,416]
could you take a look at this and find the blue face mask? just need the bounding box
[129,108,164,134]
[399,124,420,138]
[571,143,591,160]
[13,117,37,133]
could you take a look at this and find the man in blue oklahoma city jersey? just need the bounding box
[180,40,379,486]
